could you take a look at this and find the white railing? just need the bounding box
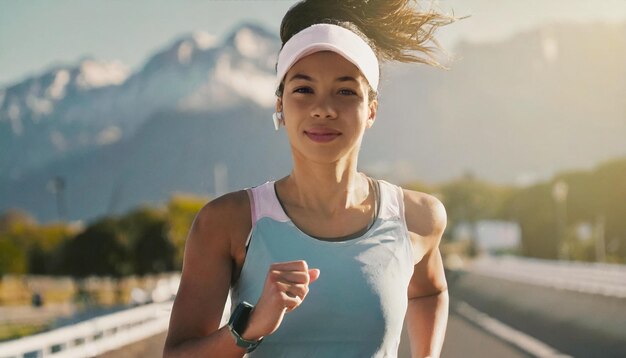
[0,301,172,358]
[467,255,626,298]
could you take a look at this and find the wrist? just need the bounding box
[228,301,263,353]
[240,308,265,341]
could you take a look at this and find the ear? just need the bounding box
[366,99,378,129]
[275,98,285,126]
[275,98,282,113]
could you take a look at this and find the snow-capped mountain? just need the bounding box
[0,23,279,181]
[0,58,130,135]
[1,21,625,224]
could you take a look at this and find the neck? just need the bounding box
[280,152,370,217]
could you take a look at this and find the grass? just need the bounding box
[0,323,50,342]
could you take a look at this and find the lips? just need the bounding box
[304,128,342,143]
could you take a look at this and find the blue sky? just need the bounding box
[1,0,626,88]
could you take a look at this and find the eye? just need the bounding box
[339,89,357,96]
[293,87,313,94]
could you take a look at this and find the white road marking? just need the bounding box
[455,301,572,358]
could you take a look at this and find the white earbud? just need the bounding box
[272,112,284,131]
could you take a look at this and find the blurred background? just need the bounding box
[0,0,625,357]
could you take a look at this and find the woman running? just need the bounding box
[164,1,459,357]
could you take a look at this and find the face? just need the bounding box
[277,51,378,164]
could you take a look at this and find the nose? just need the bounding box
[311,96,337,119]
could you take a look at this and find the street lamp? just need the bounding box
[552,180,569,260]
[47,176,67,221]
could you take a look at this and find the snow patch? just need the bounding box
[75,60,130,89]
[193,31,217,50]
[177,41,194,65]
[177,74,238,111]
[47,69,71,100]
[235,28,269,59]
[8,101,22,135]
[96,125,122,145]
[26,94,53,117]
[178,54,275,111]
[214,55,275,107]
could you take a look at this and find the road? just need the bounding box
[100,269,626,357]
[101,304,531,358]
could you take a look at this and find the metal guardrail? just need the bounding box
[0,271,236,358]
[467,255,626,298]
[0,301,172,358]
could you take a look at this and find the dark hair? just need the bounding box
[276,0,464,101]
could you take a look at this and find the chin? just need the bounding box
[302,147,359,165]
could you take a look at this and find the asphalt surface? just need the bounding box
[101,270,626,357]
[448,270,626,358]
[100,311,530,358]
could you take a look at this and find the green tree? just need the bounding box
[28,224,77,274]
[498,157,626,262]
[133,218,175,274]
[503,183,559,259]
[166,194,207,269]
[0,237,27,275]
[119,206,175,275]
[0,210,35,275]
[592,158,626,261]
[60,218,130,277]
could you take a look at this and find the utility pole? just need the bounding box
[595,214,606,262]
[552,180,569,260]
[47,176,67,221]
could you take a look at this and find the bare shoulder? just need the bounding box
[403,189,449,298]
[194,190,251,242]
[402,188,447,251]
[164,190,250,351]
[179,188,252,289]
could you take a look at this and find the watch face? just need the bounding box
[228,302,262,352]
[231,301,254,334]
[233,306,252,334]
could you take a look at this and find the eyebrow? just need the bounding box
[287,73,360,84]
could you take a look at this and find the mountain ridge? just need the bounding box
[1,20,624,223]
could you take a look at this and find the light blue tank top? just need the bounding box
[231,180,415,358]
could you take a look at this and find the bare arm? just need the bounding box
[163,191,320,357]
[403,190,449,358]
[163,192,251,357]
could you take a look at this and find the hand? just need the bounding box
[241,260,320,340]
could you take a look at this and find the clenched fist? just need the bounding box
[240,260,320,340]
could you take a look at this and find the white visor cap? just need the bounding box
[275,23,380,92]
